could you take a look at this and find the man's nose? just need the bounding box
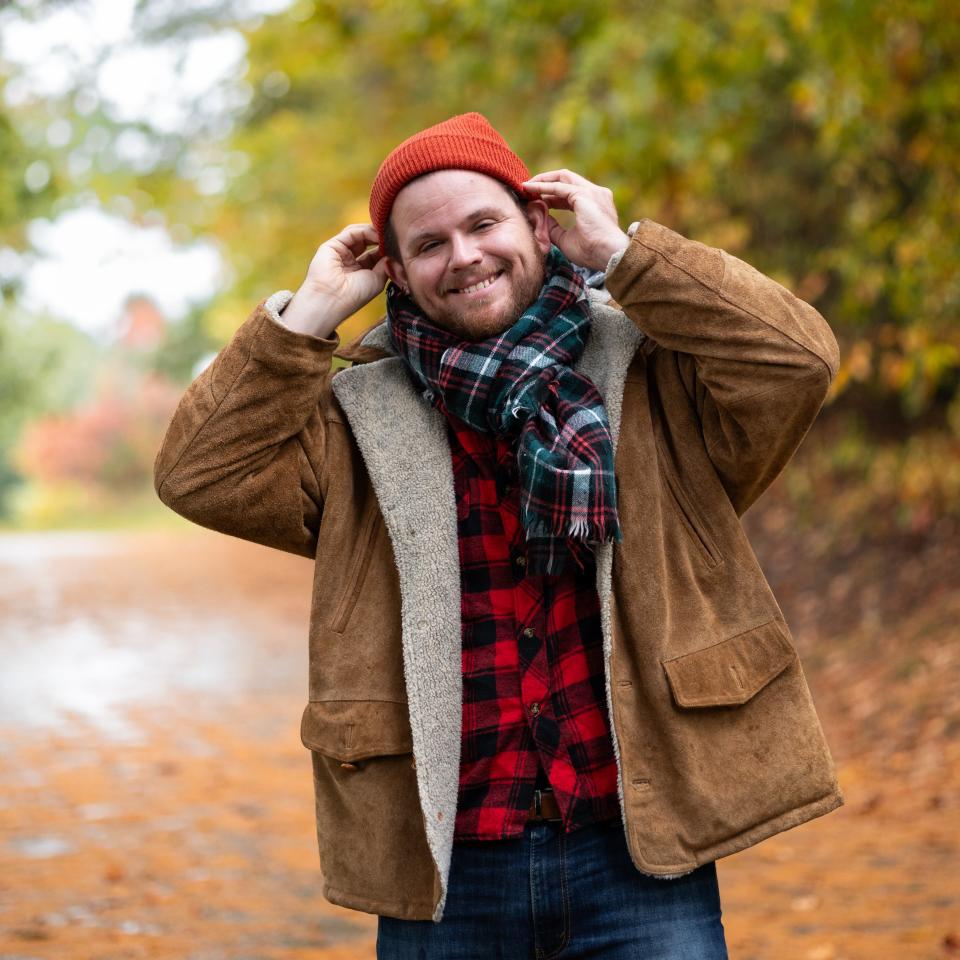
[448,231,483,269]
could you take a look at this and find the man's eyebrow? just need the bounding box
[407,207,507,250]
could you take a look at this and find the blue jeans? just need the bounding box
[376,816,729,959]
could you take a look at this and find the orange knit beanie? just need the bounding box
[369,112,531,255]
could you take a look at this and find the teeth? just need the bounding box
[457,273,499,295]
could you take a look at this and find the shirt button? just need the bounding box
[530,702,541,716]
[515,555,527,569]
[523,627,536,638]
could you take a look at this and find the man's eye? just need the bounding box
[420,240,440,253]
[474,221,495,231]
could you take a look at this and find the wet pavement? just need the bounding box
[0,533,301,739]
[0,529,957,958]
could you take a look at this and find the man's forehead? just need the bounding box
[392,169,516,222]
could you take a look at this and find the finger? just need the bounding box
[356,247,383,270]
[331,225,379,258]
[334,222,377,238]
[532,195,574,212]
[522,179,577,197]
[331,223,378,250]
[546,215,567,246]
[521,180,576,211]
[524,169,594,187]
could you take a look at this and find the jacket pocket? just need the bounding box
[661,618,797,708]
[656,443,724,569]
[300,699,413,763]
[300,699,437,915]
[329,499,382,634]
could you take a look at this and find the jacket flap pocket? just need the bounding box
[300,699,413,761]
[662,619,797,708]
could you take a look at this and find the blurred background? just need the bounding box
[0,0,957,957]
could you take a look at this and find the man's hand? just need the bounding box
[521,170,630,273]
[280,223,387,339]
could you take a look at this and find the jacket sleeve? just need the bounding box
[153,290,340,558]
[605,219,840,516]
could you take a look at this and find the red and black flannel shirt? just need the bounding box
[437,399,622,842]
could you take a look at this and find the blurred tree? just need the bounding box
[0,108,50,255]
[11,369,181,492]
[0,0,70,254]
[223,0,960,415]
[145,300,221,384]
[130,0,958,425]
[3,0,959,428]
[0,307,101,515]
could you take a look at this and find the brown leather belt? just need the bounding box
[527,788,562,822]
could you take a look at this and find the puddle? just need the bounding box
[0,531,309,737]
[7,835,76,859]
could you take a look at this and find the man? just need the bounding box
[155,112,844,958]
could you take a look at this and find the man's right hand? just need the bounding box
[279,223,387,339]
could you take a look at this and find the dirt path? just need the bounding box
[1,530,956,959]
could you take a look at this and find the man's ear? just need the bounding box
[523,199,552,255]
[383,256,409,290]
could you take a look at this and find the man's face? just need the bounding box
[383,170,552,341]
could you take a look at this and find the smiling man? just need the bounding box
[155,112,844,959]
[381,169,552,340]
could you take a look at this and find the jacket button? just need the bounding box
[340,762,359,771]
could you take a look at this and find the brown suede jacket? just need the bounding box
[154,219,844,922]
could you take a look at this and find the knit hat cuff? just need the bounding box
[369,112,531,255]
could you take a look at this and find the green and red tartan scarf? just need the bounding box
[385,245,622,575]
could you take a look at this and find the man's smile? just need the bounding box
[445,269,505,297]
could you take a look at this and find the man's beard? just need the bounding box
[420,247,548,342]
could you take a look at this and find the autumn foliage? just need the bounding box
[1,0,958,532]
[12,369,182,493]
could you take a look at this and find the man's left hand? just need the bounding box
[521,170,630,272]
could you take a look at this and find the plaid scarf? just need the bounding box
[386,245,622,575]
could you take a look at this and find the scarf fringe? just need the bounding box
[526,516,622,545]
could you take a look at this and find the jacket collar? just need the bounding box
[329,290,646,920]
[332,321,394,365]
